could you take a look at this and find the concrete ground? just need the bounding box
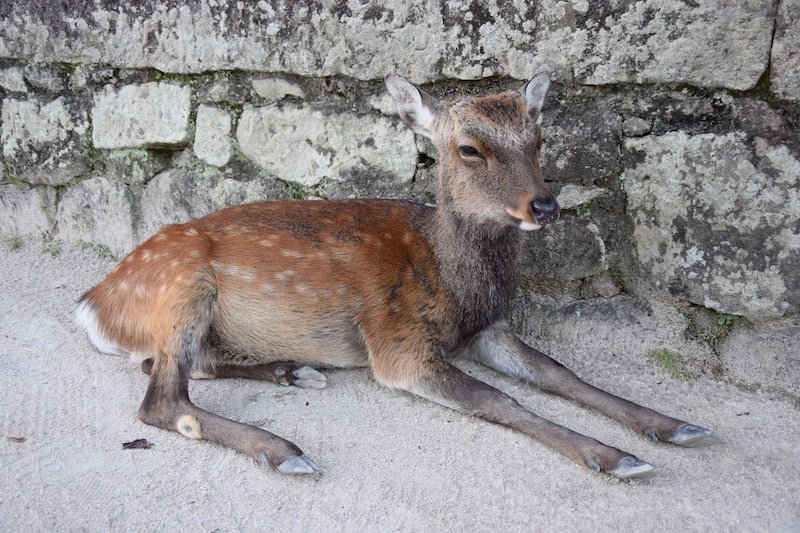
[1,243,798,531]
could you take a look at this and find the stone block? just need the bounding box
[55,176,136,256]
[22,65,65,92]
[252,78,305,102]
[102,149,171,185]
[519,218,607,282]
[193,105,232,167]
[0,183,56,235]
[0,1,775,89]
[0,67,26,92]
[91,82,191,149]
[543,1,775,90]
[236,103,416,188]
[540,101,623,183]
[1,96,89,185]
[556,184,609,211]
[625,132,800,319]
[771,0,800,101]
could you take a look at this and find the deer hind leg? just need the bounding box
[368,343,655,479]
[141,358,327,390]
[464,322,718,447]
[137,285,318,475]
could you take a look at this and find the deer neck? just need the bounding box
[429,201,522,338]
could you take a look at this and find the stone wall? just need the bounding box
[1,1,798,389]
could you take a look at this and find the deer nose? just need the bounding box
[531,198,560,224]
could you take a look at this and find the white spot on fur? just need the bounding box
[275,270,295,282]
[211,261,255,280]
[74,300,128,356]
[176,415,203,439]
[282,250,303,258]
[185,227,199,237]
[296,284,315,299]
[142,250,153,262]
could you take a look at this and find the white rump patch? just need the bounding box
[74,300,128,356]
[519,221,543,231]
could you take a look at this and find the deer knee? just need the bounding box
[369,350,449,392]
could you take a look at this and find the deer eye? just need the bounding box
[458,145,482,158]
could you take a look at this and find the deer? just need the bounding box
[75,72,717,479]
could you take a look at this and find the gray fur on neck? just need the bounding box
[431,207,521,339]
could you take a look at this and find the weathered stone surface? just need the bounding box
[1,96,89,185]
[543,1,775,90]
[0,66,26,92]
[0,1,776,89]
[236,103,416,187]
[540,102,623,182]
[252,78,305,102]
[519,218,607,282]
[511,293,711,377]
[622,117,652,137]
[193,105,232,167]
[556,184,609,211]
[625,132,800,319]
[138,169,284,238]
[23,65,65,92]
[720,322,800,397]
[91,82,191,149]
[771,0,800,101]
[55,176,135,256]
[102,149,171,185]
[0,184,56,235]
[731,99,786,138]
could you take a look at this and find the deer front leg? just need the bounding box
[370,350,655,479]
[463,322,718,447]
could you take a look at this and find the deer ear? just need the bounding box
[524,72,550,117]
[385,74,439,139]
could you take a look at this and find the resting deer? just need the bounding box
[76,72,716,479]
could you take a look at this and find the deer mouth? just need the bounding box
[505,206,544,231]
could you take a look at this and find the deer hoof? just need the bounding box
[668,424,719,447]
[276,454,319,475]
[292,366,327,389]
[607,456,656,479]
